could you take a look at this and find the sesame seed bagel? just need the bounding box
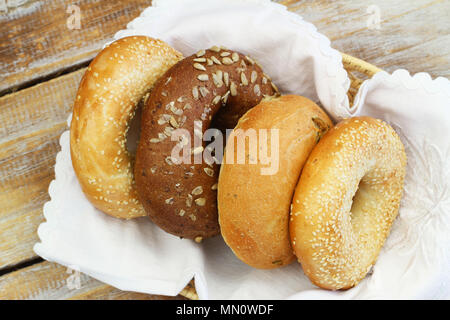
[290,117,406,290]
[135,47,277,240]
[70,36,183,219]
[218,95,333,269]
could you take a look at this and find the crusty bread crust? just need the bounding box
[290,117,406,289]
[70,36,183,219]
[218,95,333,268]
[135,48,276,239]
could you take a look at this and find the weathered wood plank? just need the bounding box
[0,70,84,269]
[2,0,448,96]
[0,0,152,94]
[0,261,185,300]
[282,0,450,78]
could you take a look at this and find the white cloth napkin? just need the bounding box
[34,0,450,299]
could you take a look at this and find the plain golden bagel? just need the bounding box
[70,36,183,219]
[135,47,277,240]
[290,117,406,290]
[218,95,333,268]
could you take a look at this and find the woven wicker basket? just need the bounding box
[178,52,382,300]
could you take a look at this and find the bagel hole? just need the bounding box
[126,100,143,156]
[349,179,369,227]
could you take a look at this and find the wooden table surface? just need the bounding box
[0,0,448,300]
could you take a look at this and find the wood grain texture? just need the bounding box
[0,0,152,94]
[0,69,84,269]
[281,0,450,78]
[0,0,448,300]
[0,261,185,300]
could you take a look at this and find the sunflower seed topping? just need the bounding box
[192,146,204,155]
[164,126,174,136]
[197,74,209,81]
[158,132,167,140]
[192,86,199,100]
[179,209,185,216]
[199,86,209,97]
[211,183,218,190]
[165,197,174,205]
[245,56,255,65]
[165,156,174,165]
[254,84,261,96]
[211,56,222,65]
[193,63,206,71]
[169,116,179,128]
[230,82,237,96]
[195,198,206,206]
[210,45,221,52]
[204,167,215,177]
[222,57,233,65]
[150,138,160,143]
[241,72,248,86]
[192,186,203,195]
[196,49,205,57]
[157,117,167,125]
[193,57,206,62]
[186,194,193,207]
[251,71,258,83]
[220,52,230,57]
[222,91,230,104]
[212,71,223,88]
[232,52,239,62]
[212,95,221,104]
[224,72,229,86]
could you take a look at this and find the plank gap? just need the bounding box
[0,59,91,98]
[0,257,43,277]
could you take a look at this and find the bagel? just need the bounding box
[135,47,277,239]
[70,36,183,219]
[290,117,406,290]
[218,95,333,268]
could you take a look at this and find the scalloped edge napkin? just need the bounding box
[34,0,450,299]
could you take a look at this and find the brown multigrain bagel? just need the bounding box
[135,47,277,240]
[218,95,333,269]
[70,36,183,219]
[290,117,406,290]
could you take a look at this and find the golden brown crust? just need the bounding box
[290,117,406,290]
[135,48,276,239]
[70,36,183,219]
[218,95,333,268]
